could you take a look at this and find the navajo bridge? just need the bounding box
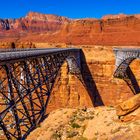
[0,47,139,139]
[114,48,140,95]
[0,48,82,140]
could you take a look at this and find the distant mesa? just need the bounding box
[101,13,128,20]
[25,11,70,22]
[0,11,140,46]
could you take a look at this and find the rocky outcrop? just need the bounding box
[0,12,70,32]
[1,12,140,45]
[1,12,140,111]
[0,43,138,109]
[116,94,140,122]
[102,13,128,20]
[116,94,140,116]
[47,62,93,113]
[45,45,140,111]
[27,107,140,140]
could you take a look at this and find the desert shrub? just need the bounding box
[71,123,81,128]
[67,131,78,138]
[51,133,61,139]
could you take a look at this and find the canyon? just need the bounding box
[0,12,140,111]
[0,12,140,139]
[1,12,140,46]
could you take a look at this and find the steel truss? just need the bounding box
[0,48,81,139]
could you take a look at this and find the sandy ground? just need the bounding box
[27,106,140,140]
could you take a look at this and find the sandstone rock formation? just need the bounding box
[116,93,140,122]
[46,45,140,111]
[47,62,94,113]
[0,43,138,110]
[116,93,140,116]
[1,12,140,111]
[1,12,140,139]
[1,12,140,45]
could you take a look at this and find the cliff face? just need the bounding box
[46,45,140,112]
[0,12,69,32]
[47,62,93,113]
[0,12,140,111]
[1,12,140,45]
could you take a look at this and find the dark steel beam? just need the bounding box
[0,48,82,139]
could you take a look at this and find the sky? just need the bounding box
[0,0,140,19]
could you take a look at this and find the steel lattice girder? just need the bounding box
[0,48,82,140]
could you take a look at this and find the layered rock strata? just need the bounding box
[1,12,140,45]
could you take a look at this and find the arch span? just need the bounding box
[114,48,140,94]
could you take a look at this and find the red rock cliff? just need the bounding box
[1,12,140,45]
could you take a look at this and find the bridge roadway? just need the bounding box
[0,48,81,140]
[0,48,80,63]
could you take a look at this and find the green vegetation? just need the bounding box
[71,123,81,128]
[78,117,85,121]
[67,131,79,138]
[86,116,94,120]
[51,133,61,139]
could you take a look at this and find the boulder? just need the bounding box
[116,94,140,118]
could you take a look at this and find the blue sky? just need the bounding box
[1,0,140,19]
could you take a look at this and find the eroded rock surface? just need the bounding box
[1,12,140,45]
[27,106,140,140]
[116,94,140,116]
[116,94,140,122]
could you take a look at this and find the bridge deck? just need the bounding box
[114,48,140,52]
[0,48,81,63]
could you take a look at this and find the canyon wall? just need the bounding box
[80,45,135,105]
[47,45,139,112]
[1,12,140,45]
[0,12,140,111]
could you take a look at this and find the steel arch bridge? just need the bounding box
[114,48,140,94]
[0,48,82,140]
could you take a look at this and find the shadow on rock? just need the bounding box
[124,66,140,95]
[80,50,104,106]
